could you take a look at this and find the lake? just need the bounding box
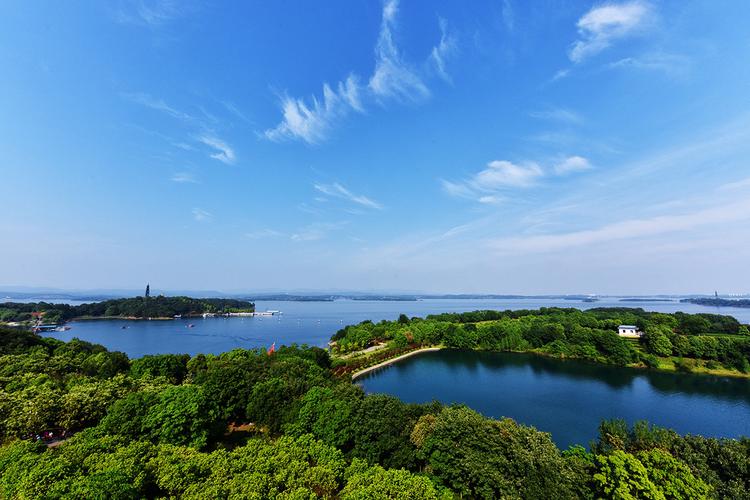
[41,298,750,358]
[357,349,750,449]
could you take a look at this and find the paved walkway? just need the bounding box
[350,347,442,380]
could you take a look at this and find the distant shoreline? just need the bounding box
[70,316,176,322]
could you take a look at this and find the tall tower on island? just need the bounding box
[144,283,151,319]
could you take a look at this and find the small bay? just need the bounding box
[357,349,750,449]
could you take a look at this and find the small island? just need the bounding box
[681,297,750,308]
[0,293,255,326]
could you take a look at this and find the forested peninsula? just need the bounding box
[0,296,255,324]
[331,308,750,378]
[1,323,748,498]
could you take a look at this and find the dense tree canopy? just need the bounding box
[2,309,749,499]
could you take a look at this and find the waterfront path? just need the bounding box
[351,347,442,380]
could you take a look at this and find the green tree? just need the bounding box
[130,354,190,383]
[99,391,159,439]
[142,385,223,449]
[341,458,440,499]
[637,449,712,499]
[644,326,673,357]
[412,406,577,499]
[593,450,663,499]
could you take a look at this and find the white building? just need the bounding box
[618,325,643,338]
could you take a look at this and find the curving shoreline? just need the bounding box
[350,347,443,380]
[347,345,750,381]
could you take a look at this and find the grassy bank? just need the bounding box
[335,343,750,380]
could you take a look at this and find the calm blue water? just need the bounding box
[38,298,750,446]
[358,350,750,448]
[41,298,750,357]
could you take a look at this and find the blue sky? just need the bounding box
[2,0,750,294]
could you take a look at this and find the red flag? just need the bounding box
[267,342,276,355]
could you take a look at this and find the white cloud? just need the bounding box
[221,101,253,125]
[529,107,583,125]
[171,172,198,183]
[192,208,212,222]
[264,0,451,143]
[245,229,284,240]
[490,199,750,254]
[501,0,514,32]
[440,179,476,199]
[472,160,543,189]
[608,52,690,77]
[264,75,363,144]
[442,160,543,203]
[197,134,236,164]
[478,195,504,205]
[115,0,190,27]
[121,92,193,121]
[569,1,653,63]
[553,155,592,175]
[314,182,383,210]
[172,142,194,151]
[369,0,430,102]
[291,222,345,242]
[551,68,571,81]
[429,18,457,83]
[718,177,750,192]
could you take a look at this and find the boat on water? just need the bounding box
[251,310,282,317]
[33,324,62,332]
[187,324,195,328]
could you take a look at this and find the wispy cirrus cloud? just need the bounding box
[197,134,236,164]
[529,107,583,125]
[264,0,454,144]
[428,18,458,83]
[314,182,383,210]
[115,0,194,27]
[369,0,430,101]
[501,0,514,32]
[608,52,690,77]
[192,208,212,222]
[569,1,654,63]
[264,75,363,144]
[245,229,284,240]
[123,92,237,165]
[718,177,750,192]
[171,172,198,183]
[291,222,346,242]
[490,198,750,255]
[121,92,193,121]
